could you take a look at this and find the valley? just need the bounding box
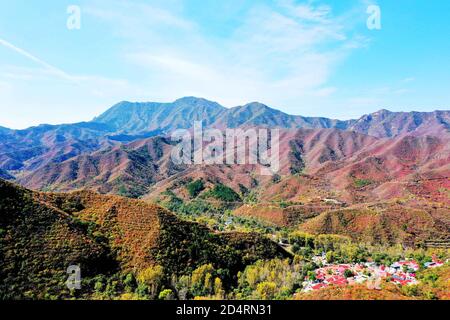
[0,97,449,300]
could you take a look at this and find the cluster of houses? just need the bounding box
[302,254,446,292]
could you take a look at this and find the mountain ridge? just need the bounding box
[1,97,449,188]
[3,96,448,135]
[0,178,289,299]
[80,98,450,140]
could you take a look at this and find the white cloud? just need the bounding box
[278,0,332,22]
[128,53,217,79]
[0,38,76,82]
[84,0,195,43]
[1,0,370,128]
[0,38,132,96]
[0,37,138,128]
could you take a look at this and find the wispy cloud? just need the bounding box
[0,80,11,93]
[0,0,373,128]
[87,0,367,110]
[0,37,134,100]
[278,0,333,23]
[0,36,137,128]
[84,0,195,43]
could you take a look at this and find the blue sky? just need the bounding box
[0,0,449,129]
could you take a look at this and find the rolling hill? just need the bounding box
[15,128,379,197]
[0,122,116,173]
[15,126,450,208]
[17,136,180,197]
[298,202,450,246]
[0,179,288,299]
[0,97,449,301]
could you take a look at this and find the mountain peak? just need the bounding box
[373,109,392,115]
[172,97,227,112]
[235,102,279,114]
[243,101,270,108]
[92,97,226,134]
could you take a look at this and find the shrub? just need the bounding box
[205,184,241,202]
[158,289,175,300]
[354,179,373,188]
[186,180,205,198]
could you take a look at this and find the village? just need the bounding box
[302,254,446,292]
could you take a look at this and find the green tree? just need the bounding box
[191,264,216,297]
[137,265,164,298]
[344,269,355,278]
[256,282,277,300]
[186,180,205,198]
[158,289,175,300]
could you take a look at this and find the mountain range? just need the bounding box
[94,97,449,137]
[1,97,448,178]
[1,97,448,204]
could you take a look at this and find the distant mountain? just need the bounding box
[213,102,350,130]
[346,109,450,138]
[0,126,11,134]
[1,97,449,181]
[0,168,13,180]
[93,97,227,134]
[18,126,450,207]
[0,122,116,172]
[91,97,450,138]
[18,136,181,197]
[93,99,353,133]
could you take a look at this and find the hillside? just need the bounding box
[346,109,450,138]
[0,179,115,299]
[0,179,288,299]
[0,122,116,173]
[93,97,227,134]
[17,126,450,209]
[298,202,450,246]
[1,97,448,182]
[0,168,13,180]
[250,132,450,206]
[17,136,180,197]
[18,128,380,197]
